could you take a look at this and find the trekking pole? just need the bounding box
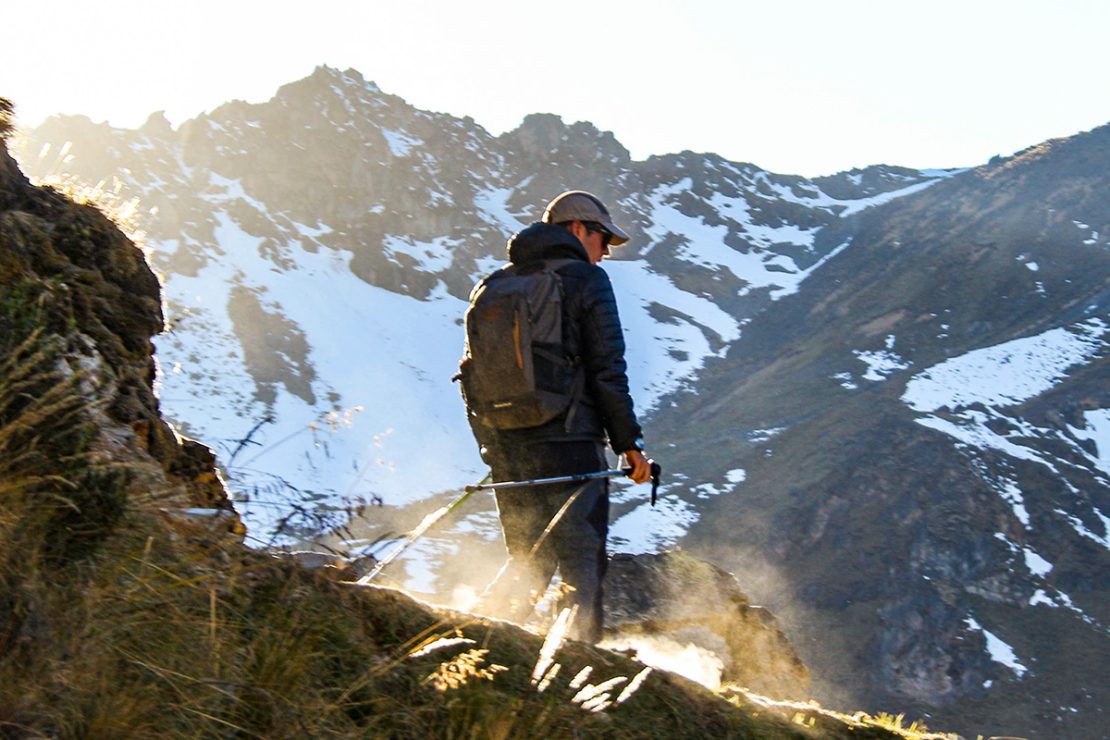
[465,460,662,504]
[475,460,662,616]
[353,473,490,586]
[354,462,662,586]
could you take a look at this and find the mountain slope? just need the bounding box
[652,126,1110,738]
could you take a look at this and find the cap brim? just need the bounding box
[602,220,630,246]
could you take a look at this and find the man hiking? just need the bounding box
[459,190,651,644]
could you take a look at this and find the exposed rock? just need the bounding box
[604,550,810,700]
[0,138,236,526]
[268,549,379,581]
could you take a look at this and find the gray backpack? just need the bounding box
[457,260,583,431]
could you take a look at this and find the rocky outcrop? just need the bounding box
[0,136,234,528]
[604,550,810,700]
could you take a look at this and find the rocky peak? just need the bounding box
[140,110,174,137]
[502,112,630,168]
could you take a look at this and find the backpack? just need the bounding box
[457,259,584,431]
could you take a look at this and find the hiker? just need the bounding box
[459,190,651,644]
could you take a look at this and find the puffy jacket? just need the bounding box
[481,221,643,454]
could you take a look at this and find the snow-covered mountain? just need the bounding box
[649,126,1109,738]
[14,66,953,539]
[14,66,1108,739]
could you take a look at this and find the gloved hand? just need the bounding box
[623,448,651,484]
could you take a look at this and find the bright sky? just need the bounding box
[4,0,1108,176]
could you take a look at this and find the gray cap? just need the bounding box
[541,190,630,246]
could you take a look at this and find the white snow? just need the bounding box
[645,179,858,300]
[1030,589,1056,607]
[381,129,422,157]
[609,484,698,553]
[1023,548,1053,577]
[153,198,487,539]
[382,234,455,272]
[1000,478,1031,528]
[606,259,740,411]
[1069,409,1110,477]
[899,320,1109,529]
[1025,262,1040,272]
[473,185,526,235]
[1055,508,1110,550]
[692,483,724,499]
[903,319,1108,412]
[854,334,911,381]
[965,616,1028,678]
[748,427,785,442]
[725,468,747,484]
[647,179,811,298]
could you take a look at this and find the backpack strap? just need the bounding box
[562,358,586,433]
[536,258,587,433]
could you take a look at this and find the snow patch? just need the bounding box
[644,180,855,300]
[1069,409,1110,477]
[609,485,697,552]
[903,319,1108,412]
[854,335,911,381]
[1055,508,1110,550]
[153,212,486,539]
[606,260,740,412]
[382,234,454,272]
[382,129,422,157]
[748,427,785,443]
[965,616,1027,678]
[474,186,525,234]
[1023,548,1053,577]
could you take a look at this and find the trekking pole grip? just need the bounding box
[621,459,661,505]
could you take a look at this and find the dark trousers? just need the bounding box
[480,441,609,643]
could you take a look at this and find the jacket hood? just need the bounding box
[507,222,590,265]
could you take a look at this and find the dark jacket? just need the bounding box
[482,221,642,454]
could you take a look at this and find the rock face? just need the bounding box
[0,136,233,527]
[604,550,809,700]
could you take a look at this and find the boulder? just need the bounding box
[603,550,810,700]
